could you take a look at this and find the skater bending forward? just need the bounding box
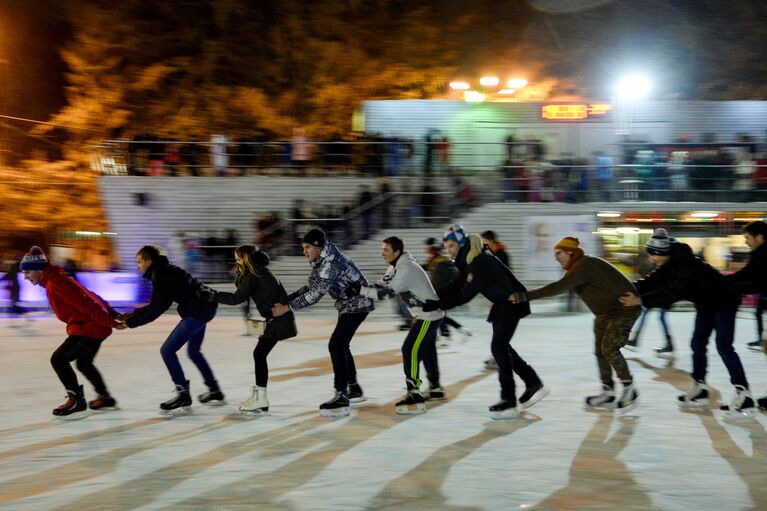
[509,236,641,411]
[423,225,547,420]
[199,245,297,414]
[21,246,122,419]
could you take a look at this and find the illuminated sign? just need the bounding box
[541,103,613,121]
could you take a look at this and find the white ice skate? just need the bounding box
[239,386,269,415]
[584,385,617,409]
[615,383,639,414]
[678,380,709,410]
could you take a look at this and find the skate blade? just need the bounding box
[721,407,757,418]
[425,395,446,402]
[490,410,519,421]
[319,406,350,418]
[520,388,550,410]
[349,396,367,404]
[623,345,639,352]
[616,400,639,414]
[240,408,269,416]
[53,411,88,421]
[160,406,193,417]
[395,404,427,415]
[202,400,228,407]
[678,400,708,410]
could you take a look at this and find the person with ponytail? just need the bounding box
[199,245,297,414]
[509,236,642,411]
[422,224,547,420]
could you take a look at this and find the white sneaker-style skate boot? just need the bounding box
[616,382,639,413]
[677,380,709,409]
[585,384,617,409]
[240,386,269,415]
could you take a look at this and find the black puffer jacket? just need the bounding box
[127,256,217,328]
[634,242,740,314]
[438,242,530,322]
[207,251,297,340]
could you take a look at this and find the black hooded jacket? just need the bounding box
[723,242,767,296]
[634,242,740,314]
[127,256,217,328]
[438,242,530,322]
[207,251,297,340]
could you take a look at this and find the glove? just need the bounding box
[197,287,216,302]
[508,291,529,304]
[344,283,362,298]
[373,283,396,300]
[422,299,441,312]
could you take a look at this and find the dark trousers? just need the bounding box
[490,317,540,402]
[440,315,463,336]
[329,311,369,391]
[51,335,108,395]
[402,318,442,388]
[161,317,217,388]
[254,336,279,387]
[756,296,766,339]
[691,310,748,387]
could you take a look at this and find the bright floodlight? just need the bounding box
[464,90,486,102]
[507,78,528,89]
[449,81,470,90]
[616,75,651,99]
[479,76,499,86]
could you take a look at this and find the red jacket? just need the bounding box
[40,265,116,339]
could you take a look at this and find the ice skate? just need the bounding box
[88,394,118,411]
[52,385,88,420]
[198,382,226,406]
[758,395,767,410]
[424,385,446,401]
[319,390,350,417]
[483,356,498,370]
[160,381,193,416]
[395,384,427,415]
[678,380,709,409]
[239,385,269,415]
[519,380,549,410]
[720,385,756,417]
[347,382,367,403]
[616,382,639,413]
[458,327,473,343]
[747,339,764,352]
[489,399,519,420]
[623,338,639,352]
[655,339,674,359]
[585,384,616,409]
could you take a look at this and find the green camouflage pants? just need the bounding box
[593,311,640,387]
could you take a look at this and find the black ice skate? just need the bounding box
[88,394,118,411]
[347,382,367,403]
[489,399,519,420]
[720,385,756,417]
[395,384,427,415]
[198,382,226,406]
[52,385,88,420]
[319,390,350,417]
[616,382,639,413]
[655,338,674,359]
[758,395,767,410]
[678,380,709,409]
[160,381,192,416]
[585,384,616,409]
[483,356,498,370]
[747,339,765,352]
[424,385,446,401]
[519,380,549,410]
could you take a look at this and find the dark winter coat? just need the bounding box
[723,242,767,295]
[126,256,217,328]
[634,242,740,314]
[438,242,530,322]
[208,256,297,340]
[424,253,458,292]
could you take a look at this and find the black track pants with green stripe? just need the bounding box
[402,318,443,388]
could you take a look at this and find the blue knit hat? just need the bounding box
[443,224,468,245]
[20,246,48,271]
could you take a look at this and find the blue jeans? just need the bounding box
[690,310,748,387]
[161,317,217,388]
[633,307,671,341]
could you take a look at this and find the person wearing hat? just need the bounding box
[721,220,767,409]
[423,224,547,420]
[422,237,472,348]
[620,228,754,415]
[198,244,297,415]
[118,245,221,415]
[509,236,642,411]
[21,246,122,419]
[271,228,375,417]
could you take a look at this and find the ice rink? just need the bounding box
[1,309,766,510]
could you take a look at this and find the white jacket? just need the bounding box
[361,252,445,321]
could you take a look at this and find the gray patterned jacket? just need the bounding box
[287,241,375,315]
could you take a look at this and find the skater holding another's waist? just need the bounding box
[199,245,297,414]
[21,246,122,419]
[509,236,641,411]
[422,225,548,420]
[117,245,221,415]
[360,236,444,415]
